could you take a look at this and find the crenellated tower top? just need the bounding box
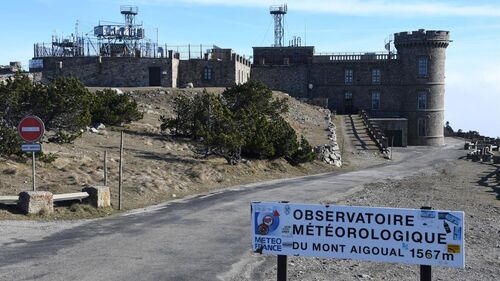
[394,29,450,49]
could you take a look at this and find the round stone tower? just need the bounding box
[394,29,450,146]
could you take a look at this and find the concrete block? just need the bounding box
[493,156,500,164]
[472,154,482,162]
[482,154,492,163]
[18,191,53,215]
[82,186,111,208]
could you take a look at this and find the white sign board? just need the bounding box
[251,202,464,268]
[29,59,43,69]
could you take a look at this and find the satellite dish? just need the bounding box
[384,34,394,53]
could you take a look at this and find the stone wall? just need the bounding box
[178,59,236,88]
[251,29,450,146]
[35,56,175,87]
[370,118,408,147]
[251,65,308,96]
[253,46,314,65]
[315,111,342,167]
[234,54,251,85]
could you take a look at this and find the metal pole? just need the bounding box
[104,150,107,186]
[420,265,432,281]
[118,132,124,210]
[420,206,432,281]
[32,152,36,191]
[277,255,287,281]
[391,136,394,160]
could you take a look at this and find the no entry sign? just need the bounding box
[251,202,465,268]
[18,115,45,142]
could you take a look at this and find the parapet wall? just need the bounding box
[394,29,450,48]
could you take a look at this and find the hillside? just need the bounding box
[0,87,345,219]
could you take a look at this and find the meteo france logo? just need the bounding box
[255,209,281,236]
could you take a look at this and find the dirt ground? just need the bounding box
[258,158,500,281]
[0,88,356,219]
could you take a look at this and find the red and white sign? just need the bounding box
[18,115,45,142]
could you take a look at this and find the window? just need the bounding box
[418,92,427,109]
[372,92,380,110]
[345,69,353,84]
[345,92,353,100]
[418,57,428,77]
[203,67,213,80]
[372,69,381,84]
[418,118,427,136]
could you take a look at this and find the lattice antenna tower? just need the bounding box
[270,4,287,47]
[121,5,138,27]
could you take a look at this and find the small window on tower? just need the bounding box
[372,92,380,110]
[418,92,427,109]
[372,69,381,84]
[345,69,353,84]
[418,57,428,77]
[203,67,213,80]
[418,118,427,136]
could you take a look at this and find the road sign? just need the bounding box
[21,143,42,152]
[18,115,45,142]
[251,202,465,268]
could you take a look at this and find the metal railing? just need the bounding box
[313,52,398,62]
[359,110,388,153]
[34,41,223,60]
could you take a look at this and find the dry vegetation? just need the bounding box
[0,88,343,219]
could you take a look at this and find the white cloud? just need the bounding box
[445,62,500,138]
[134,0,500,17]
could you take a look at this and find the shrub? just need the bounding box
[0,125,21,156]
[161,80,316,165]
[91,89,143,125]
[0,75,92,144]
[38,152,58,163]
[0,75,143,154]
[288,136,316,166]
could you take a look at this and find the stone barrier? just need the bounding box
[18,191,54,215]
[493,156,500,164]
[82,186,111,208]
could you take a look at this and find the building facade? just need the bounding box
[251,29,451,146]
[31,47,250,88]
[29,26,450,146]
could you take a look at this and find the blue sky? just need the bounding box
[1,0,499,137]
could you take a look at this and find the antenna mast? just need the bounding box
[270,4,287,47]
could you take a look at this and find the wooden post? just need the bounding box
[103,150,107,186]
[420,206,432,281]
[118,132,124,210]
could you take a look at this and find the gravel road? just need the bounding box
[250,156,500,281]
[1,138,496,281]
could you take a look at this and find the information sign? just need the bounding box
[21,143,42,152]
[251,202,464,268]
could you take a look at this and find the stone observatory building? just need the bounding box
[252,29,451,146]
[29,6,251,89]
[27,7,451,147]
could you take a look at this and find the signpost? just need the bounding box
[18,116,45,191]
[251,202,465,280]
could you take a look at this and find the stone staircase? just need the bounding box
[344,114,380,152]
